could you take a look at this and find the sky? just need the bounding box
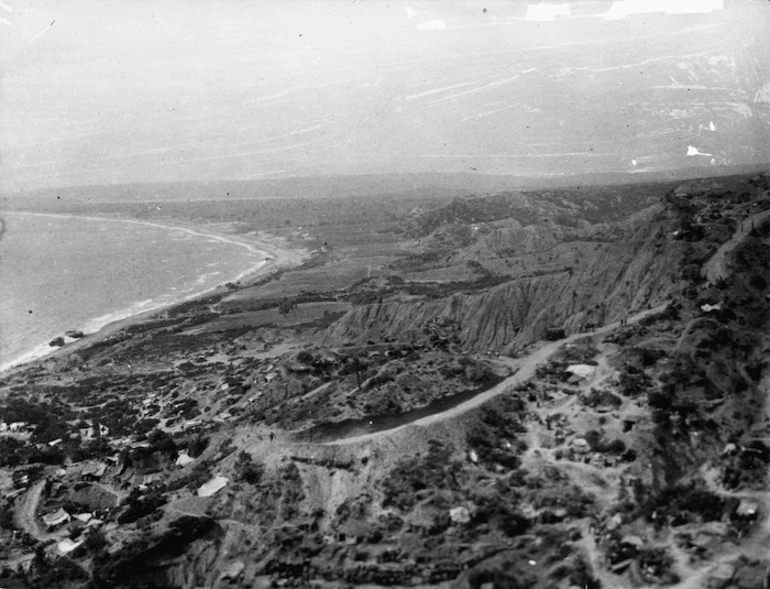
[1,0,769,192]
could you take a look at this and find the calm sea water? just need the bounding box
[0,213,266,370]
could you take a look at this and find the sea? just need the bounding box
[0,212,268,371]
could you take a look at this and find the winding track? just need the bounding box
[326,200,770,446]
[326,304,667,446]
[13,480,51,542]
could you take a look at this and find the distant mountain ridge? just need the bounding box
[3,164,769,204]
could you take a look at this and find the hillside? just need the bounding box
[321,201,678,354]
[0,172,769,589]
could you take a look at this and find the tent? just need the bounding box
[197,475,229,497]
[565,364,596,380]
[175,451,195,467]
[42,508,70,529]
[81,462,108,480]
[57,538,83,555]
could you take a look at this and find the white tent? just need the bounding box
[565,364,596,380]
[42,508,70,529]
[449,506,471,524]
[57,538,83,555]
[175,451,195,467]
[197,475,229,497]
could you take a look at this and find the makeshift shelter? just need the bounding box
[565,364,596,381]
[81,462,107,481]
[546,328,566,341]
[43,508,71,529]
[197,475,229,497]
[735,499,760,518]
[57,538,83,555]
[175,451,195,467]
[141,473,162,488]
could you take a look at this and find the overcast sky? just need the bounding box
[1,0,769,192]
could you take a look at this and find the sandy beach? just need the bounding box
[0,213,306,373]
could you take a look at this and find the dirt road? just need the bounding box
[327,304,666,446]
[13,480,51,542]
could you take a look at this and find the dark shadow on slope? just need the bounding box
[292,377,505,443]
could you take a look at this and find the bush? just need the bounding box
[278,462,305,521]
[173,462,213,493]
[382,440,457,511]
[235,451,264,485]
[0,503,15,530]
[647,484,725,525]
[28,554,89,588]
[569,555,601,589]
[467,425,521,468]
[464,362,495,384]
[638,548,677,582]
[0,437,28,467]
[296,350,314,364]
[583,430,626,455]
[648,390,672,410]
[749,274,767,290]
[148,429,177,457]
[467,557,537,589]
[618,366,653,397]
[117,488,168,525]
[186,434,209,458]
[581,388,622,408]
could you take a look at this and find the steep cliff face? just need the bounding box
[322,204,681,352]
[321,275,569,353]
[563,205,681,330]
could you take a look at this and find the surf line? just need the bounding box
[0,211,273,372]
[2,210,267,257]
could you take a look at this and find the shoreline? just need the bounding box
[0,211,306,374]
